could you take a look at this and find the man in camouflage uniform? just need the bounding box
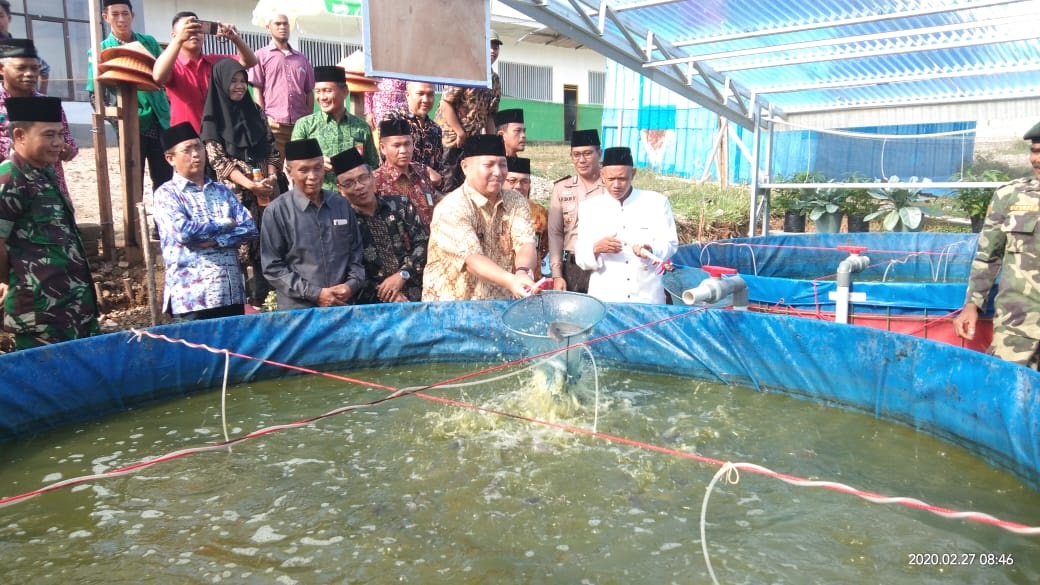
[0,97,99,350]
[332,147,428,304]
[954,121,1040,367]
[547,129,605,293]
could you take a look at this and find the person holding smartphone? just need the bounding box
[152,11,257,132]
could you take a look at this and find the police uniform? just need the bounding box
[963,120,1040,366]
[547,129,605,293]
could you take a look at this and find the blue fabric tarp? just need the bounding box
[0,301,1036,489]
[667,232,996,314]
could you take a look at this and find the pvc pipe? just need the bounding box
[834,254,870,324]
[682,274,748,310]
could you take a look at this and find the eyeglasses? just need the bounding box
[337,173,372,190]
[571,149,598,160]
[504,177,531,186]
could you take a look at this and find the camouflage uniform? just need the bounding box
[965,176,1040,365]
[0,154,99,349]
[353,195,429,304]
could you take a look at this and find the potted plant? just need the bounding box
[772,171,825,233]
[864,175,932,232]
[952,168,1008,232]
[805,181,846,233]
[842,172,875,232]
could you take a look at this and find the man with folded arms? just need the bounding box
[261,138,365,310]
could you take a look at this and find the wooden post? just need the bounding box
[115,85,142,250]
[88,0,116,261]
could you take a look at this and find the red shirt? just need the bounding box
[165,53,232,131]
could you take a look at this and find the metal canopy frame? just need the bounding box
[500,0,1035,236]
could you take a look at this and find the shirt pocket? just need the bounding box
[1002,212,1038,254]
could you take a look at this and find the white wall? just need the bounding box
[787,99,1038,141]
[136,0,605,104]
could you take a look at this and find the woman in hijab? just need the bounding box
[200,58,280,306]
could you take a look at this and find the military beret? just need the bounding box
[1023,121,1040,142]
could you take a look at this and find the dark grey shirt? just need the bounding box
[260,188,366,310]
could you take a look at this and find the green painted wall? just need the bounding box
[431,95,603,143]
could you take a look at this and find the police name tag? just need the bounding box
[333,219,351,226]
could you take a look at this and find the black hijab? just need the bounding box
[199,59,271,164]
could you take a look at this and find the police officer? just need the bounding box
[547,129,605,292]
[954,121,1040,367]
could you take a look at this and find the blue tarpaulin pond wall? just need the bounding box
[0,301,1036,489]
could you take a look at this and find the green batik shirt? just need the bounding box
[291,110,379,191]
[965,176,1040,338]
[0,155,100,345]
[85,32,171,132]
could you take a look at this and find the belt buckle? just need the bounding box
[562,250,572,262]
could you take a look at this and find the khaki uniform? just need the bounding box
[965,177,1040,365]
[547,174,605,292]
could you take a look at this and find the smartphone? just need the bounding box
[194,19,219,35]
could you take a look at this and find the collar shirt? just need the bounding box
[0,153,99,343]
[383,107,443,172]
[152,173,259,315]
[547,174,606,277]
[353,195,430,304]
[86,32,171,131]
[364,78,407,123]
[574,189,678,304]
[0,86,79,206]
[372,160,437,228]
[260,188,366,310]
[422,184,534,301]
[249,44,315,124]
[965,177,1040,338]
[291,110,379,191]
[166,53,232,131]
[434,73,501,148]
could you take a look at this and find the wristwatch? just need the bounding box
[399,269,411,280]
[515,266,533,276]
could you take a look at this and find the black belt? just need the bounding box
[562,250,578,264]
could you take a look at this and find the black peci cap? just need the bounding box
[284,138,324,161]
[506,157,531,174]
[331,147,367,175]
[461,134,506,158]
[601,146,634,167]
[570,129,600,148]
[6,96,62,123]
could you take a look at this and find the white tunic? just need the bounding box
[574,189,678,304]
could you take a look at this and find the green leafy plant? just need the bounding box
[772,170,826,215]
[804,182,848,221]
[841,172,876,217]
[952,168,1008,219]
[864,175,932,231]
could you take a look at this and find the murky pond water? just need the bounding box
[1,364,1037,584]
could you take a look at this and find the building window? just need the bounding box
[499,61,552,101]
[588,71,605,105]
[202,34,361,69]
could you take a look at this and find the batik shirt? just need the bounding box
[0,154,99,346]
[421,184,534,301]
[434,73,501,149]
[292,110,379,191]
[965,176,1040,338]
[353,195,429,304]
[372,160,438,228]
[383,107,443,172]
[152,173,258,315]
[364,78,407,123]
[0,87,79,205]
